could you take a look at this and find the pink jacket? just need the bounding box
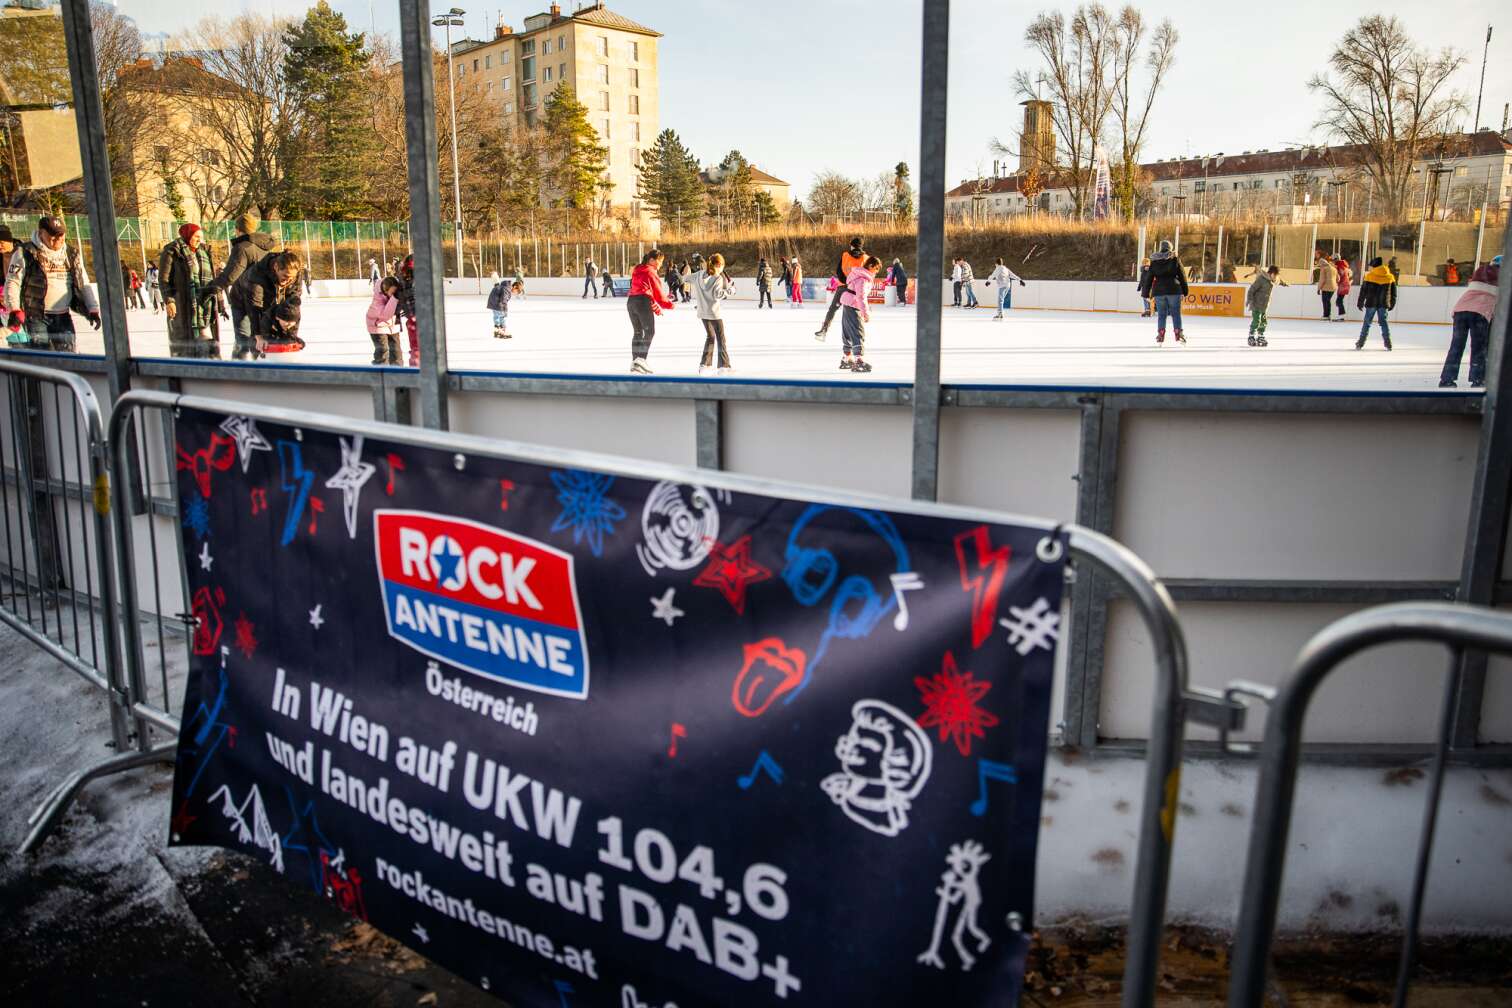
[839,266,873,318]
[365,283,398,334]
[1452,263,1499,322]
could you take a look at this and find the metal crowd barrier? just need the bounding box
[1228,602,1512,1007]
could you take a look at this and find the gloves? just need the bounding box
[88,312,101,330]
[220,308,231,321]
[1019,279,1026,286]
[7,310,23,331]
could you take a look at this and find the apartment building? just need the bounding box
[450,2,660,227]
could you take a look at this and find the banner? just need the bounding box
[168,406,1066,1007]
[1182,284,1246,316]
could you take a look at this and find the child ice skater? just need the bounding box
[693,253,734,375]
[366,276,401,364]
[487,276,522,339]
[840,255,881,373]
[1244,266,1283,347]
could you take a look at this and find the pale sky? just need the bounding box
[116,0,1512,200]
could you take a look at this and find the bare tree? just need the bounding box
[1109,7,1175,221]
[90,2,152,214]
[807,171,864,219]
[1011,5,1117,217]
[1308,16,1466,221]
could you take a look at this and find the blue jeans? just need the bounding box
[25,313,75,352]
[1441,311,1487,384]
[964,283,979,307]
[1154,294,1183,333]
[1358,306,1391,345]
[997,287,1012,311]
[230,304,254,359]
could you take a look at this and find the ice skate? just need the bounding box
[1439,379,1457,388]
[814,329,827,342]
[699,365,714,376]
[631,358,653,374]
[1155,332,1165,345]
[850,359,873,373]
[1254,335,1267,347]
[1175,331,1187,345]
[839,358,853,370]
[1247,335,1257,347]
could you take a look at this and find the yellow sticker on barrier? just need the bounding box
[1160,768,1181,843]
[93,473,110,516]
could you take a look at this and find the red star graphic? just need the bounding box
[693,535,772,615]
[916,651,1000,756]
[171,800,198,837]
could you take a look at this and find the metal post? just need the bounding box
[329,221,337,281]
[1473,201,1487,269]
[1214,224,1224,283]
[533,238,539,277]
[437,11,465,277]
[1259,222,1268,268]
[1447,224,1512,748]
[400,0,451,429]
[355,223,363,280]
[1309,221,1318,268]
[302,220,312,276]
[58,0,130,404]
[909,0,948,501]
[381,226,388,274]
[1414,219,1426,278]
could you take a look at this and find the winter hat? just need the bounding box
[272,301,301,329]
[178,223,201,242]
[0,226,14,245]
[38,216,66,238]
[1157,240,1172,253]
[1368,256,1383,268]
[236,212,260,235]
[849,237,864,251]
[1493,255,1503,266]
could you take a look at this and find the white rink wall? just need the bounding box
[310,276,1470,326]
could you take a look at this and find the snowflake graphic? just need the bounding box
[548,469,626,557]
[182,496,212,540]
[234,613,259,659]
[915,652,1000,757]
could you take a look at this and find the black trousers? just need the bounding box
[1320,290,1333,317]
[627,295,656,360]
[952,280,962,305]
[758,287,772,308]
[700,319,729,368]
[819,284,845,333]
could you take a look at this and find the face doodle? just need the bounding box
[820,699,933,837]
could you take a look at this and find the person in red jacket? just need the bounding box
[1333,256,1352,321]
[627,248,674,374]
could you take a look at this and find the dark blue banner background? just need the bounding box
[169,405,1066,1007]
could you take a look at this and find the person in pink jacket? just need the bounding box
[365,276,401,365]
[839,255,881,373]
[1333,256,1352,321]
[1439,256,1500,388]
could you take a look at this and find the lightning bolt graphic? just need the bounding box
[954,525,1012,649]
[277,440,315,547]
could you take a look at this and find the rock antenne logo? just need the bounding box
[374,510,589,699]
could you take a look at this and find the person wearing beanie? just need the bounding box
[1354,257,1396,351]
[4,215,100,352]
[158,223,225,358]
[1439,259,1499,387]
[211,212,277,359]
[815,237,867,340]
[889,258,909,307]
[1313,250,1338,320]
[1137,239,1189,345]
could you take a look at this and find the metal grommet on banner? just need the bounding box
[1006,911,1024,932]
[1036,525,1065,564]
[294,428,303,441]
[453,453,466,471]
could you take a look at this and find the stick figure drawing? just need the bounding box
[917,839,993,971]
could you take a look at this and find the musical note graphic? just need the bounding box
[384,453,404,496]
[890,571,925,631]
[249,487,267,515]
[499,478,516,511]
[969,759,1017,816]
[667,722,687,757]
[737,750,784,790]
[307,496,325,535]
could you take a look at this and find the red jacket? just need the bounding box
[629,263,674,311]
[1334,259,1351,294]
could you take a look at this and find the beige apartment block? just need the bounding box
[451,2,660,230]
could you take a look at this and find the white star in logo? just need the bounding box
[412,922,430,944]
[199,541,213,571]
[650,587,684,627]
[323,435,376,539]
[218,416,271,472]
[309,604,324,630]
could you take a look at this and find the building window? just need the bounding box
[1194,180,1206,192]
[504,101,514,115]
[558,62,566,79]
[597,64,608,84]
[502,76,511,90]
[524,82,537,108]
[600,91,610,110]
[153,145,169,161]
[543,65,552,81]
[629,67,639,87]
[628,40,639,61]
[523,56,534,80]
[203,150,221,167]
[557,34,565,51]
[542,37,551,54]
[486,81,493,93]
[485,55,491,68]
[631,147,640,166]
[601,118,611,139]
[630,121,640,141]
[628,93,638,114]
[521,39,535,55]
[598,35,608,57]
[472,58,479,71]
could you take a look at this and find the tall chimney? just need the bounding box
[550,2,560,16]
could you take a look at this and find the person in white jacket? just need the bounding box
[988,258,1025,319]
[691,252,734,375]
[951,258,963,306]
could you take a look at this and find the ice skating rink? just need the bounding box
[93,292,1468,391]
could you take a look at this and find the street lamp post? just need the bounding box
[433,7,466,277]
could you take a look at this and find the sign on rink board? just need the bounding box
[169,406,1067,1006]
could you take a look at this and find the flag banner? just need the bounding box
[168,405,1067,1007]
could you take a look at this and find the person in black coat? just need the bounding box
[1354,257,1397,351]
[1136,240,1189,345]
[889,259,909,306]
[231,250,304,357]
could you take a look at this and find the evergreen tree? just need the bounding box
[282,2,373,217]
[713,149,756,226]
[541,85,609,220]
[893,162,915,219]
[635,128,704,231]
[752,190,779,227]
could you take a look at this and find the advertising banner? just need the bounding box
[169,406,1066,1007]
[1182,284,1246,316]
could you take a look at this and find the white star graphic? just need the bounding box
[218,416,272,472]
[309,604,324,630]
[650,587,684,627]
[412,922,430,944]
[323,435,376,539]
[199,541,213,571]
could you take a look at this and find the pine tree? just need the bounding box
[752,191,779,227]
[893,162,915,219]
[282,1,374,218]
[714,150,756,226]
[635,128,704,231]
[541,85,609,221]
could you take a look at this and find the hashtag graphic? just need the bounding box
[999,597,1061,656]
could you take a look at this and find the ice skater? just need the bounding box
[1439,256,1498,387]
[988,257,1024,319]
[1354,257,1396,351]
[951,257,963,306]
[1139,240,1188,345]
[889,258,909,306]
[487,275,521,339]
[1137,257,1152,316]
[583,258,599,298]
[756,257,773,308]
[693,252,733,375]
[839,255,881,373]
[365,276,401,364]
[601,267,614,298]
[627,249,675,374]
[1332,255,1351,321]
[788,256,804,307]
[1244,266,1283,347]
[1314,250,1337,320]
[815,237,868,341]
[959,257,979,308]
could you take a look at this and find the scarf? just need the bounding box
[1363,264,1395,285]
